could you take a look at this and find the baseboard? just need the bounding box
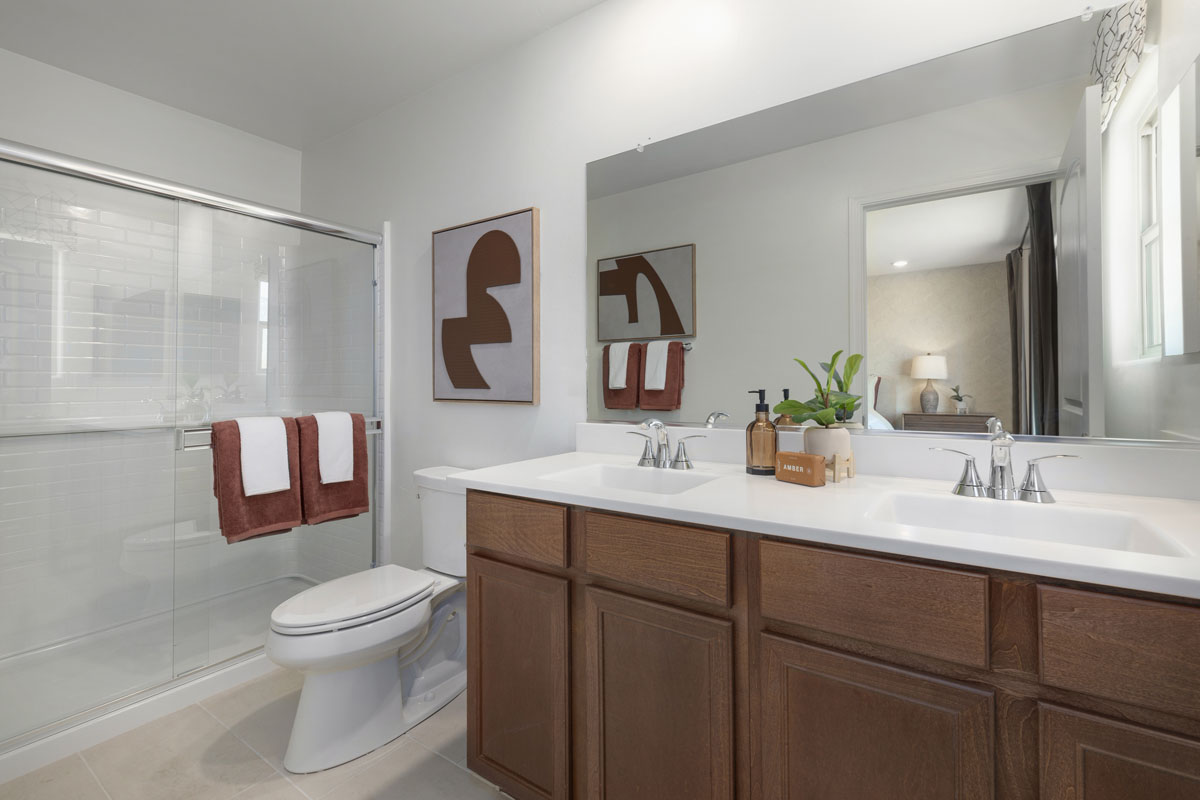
[0,652,279,785]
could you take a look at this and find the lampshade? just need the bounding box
[910,354,948,380]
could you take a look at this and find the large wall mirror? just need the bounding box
[585,1,1200,444]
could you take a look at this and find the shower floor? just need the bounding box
[0,575,314,747]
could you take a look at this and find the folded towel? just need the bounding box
[235,417,292,496]
[212,418,302,543]
[603,343,643,410]
[607,342,632,389]
[298,413,370,525]
[639,340,685,410]
[644,341,671,391]
[313,411,354,484]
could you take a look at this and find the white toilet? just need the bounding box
[265,466,468,774]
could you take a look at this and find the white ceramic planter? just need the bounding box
[954,399,969,415]
[803,425,853,461]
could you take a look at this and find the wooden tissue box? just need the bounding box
[775,451,826,487]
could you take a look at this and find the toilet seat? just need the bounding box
[271,565,435,636]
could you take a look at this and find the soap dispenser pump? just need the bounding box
[746,389,777,476]
[773,389,794,427]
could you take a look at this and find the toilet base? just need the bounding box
[281,587,467,774]
[284,654,408,773]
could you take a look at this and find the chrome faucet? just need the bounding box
[631,418,672,468]
[705,411,729,428]
[986,417,1018,500]
[933,419,1081,503]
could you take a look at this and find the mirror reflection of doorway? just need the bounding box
[865,179,1067,437]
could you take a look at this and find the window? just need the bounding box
[257,279,269,371]
[1138,113,1163,356]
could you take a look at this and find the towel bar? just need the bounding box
[176,417,383,451]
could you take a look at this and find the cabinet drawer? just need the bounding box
[759,540,989,668]
[467,492,568,568]
[1039,586,1200,719]
[583,512,730,606]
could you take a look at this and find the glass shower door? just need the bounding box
[169,205,377,677]
[0,160,179,743]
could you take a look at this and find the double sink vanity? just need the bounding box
[451,439,1200,800]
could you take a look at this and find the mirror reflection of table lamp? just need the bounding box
[911,354,947,413]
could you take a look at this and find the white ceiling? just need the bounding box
[865,186,1029,276]
[0,0,605,148]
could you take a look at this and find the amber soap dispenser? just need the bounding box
[746,389,777,475]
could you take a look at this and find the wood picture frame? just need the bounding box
[597,243,696,342]
[432,207,539,404]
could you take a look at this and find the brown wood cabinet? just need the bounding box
[466,555,569,800]
[465,489,1200,800]
[1041,705,1200,799]
[761,635,994,800]
[583,587,734,800]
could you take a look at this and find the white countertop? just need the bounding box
[450,451,1200,600]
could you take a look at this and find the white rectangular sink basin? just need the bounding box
[867,492,1189,558]
[543,463,720,496]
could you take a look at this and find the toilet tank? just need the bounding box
[413,466,468,577]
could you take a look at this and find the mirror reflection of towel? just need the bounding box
[639,341,684,410]
[603,344,643,409]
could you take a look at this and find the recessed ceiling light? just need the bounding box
[892,260,909,268]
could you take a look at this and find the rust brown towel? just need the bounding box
[602,343,643,410]
[297,413,370,525]
[212,418,302,543]
[638,341,685,410]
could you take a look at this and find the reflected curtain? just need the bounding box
[1006,245,1028,433]
[1007,183,1058,436]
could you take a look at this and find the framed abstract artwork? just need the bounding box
[597,243,695,342]
[432,207,539,403]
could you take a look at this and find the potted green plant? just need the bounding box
[949,385,972,415]
[772,350,862,461]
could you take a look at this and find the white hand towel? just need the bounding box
[235,417,291,496]
[607,342,632,389]
[644,341,671,391]
[313,411,354,484]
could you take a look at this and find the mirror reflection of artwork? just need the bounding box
[597,244,695,342]
[432,208,539,404]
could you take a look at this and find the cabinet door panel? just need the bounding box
[761,635,994,800]
[585,587,733,800]
[1041,704,1200,800]
[467,556,569,800]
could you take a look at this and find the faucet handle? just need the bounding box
[929,447,987,498]
[671,435,706,470]
[627,431,656,467]
[1019,455,1080,504]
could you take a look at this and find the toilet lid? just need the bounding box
[270,564,435,633]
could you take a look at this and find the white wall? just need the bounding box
[0,48,301,208]
[585,83,1076,425]
[869,262,1014,427]
[299,0,1100,567]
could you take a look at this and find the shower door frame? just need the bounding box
[0,136,386,752]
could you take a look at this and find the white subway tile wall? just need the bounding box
[0,165,177,431]
[0,161,378,746]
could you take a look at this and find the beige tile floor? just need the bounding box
[0,669,501,800]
